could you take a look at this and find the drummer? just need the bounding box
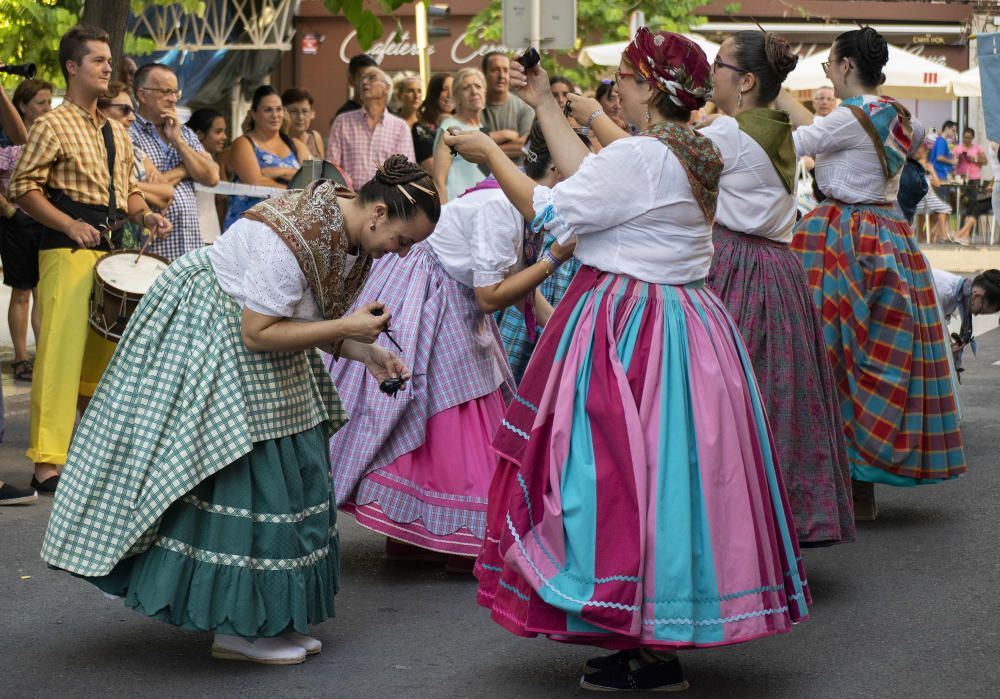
[7,25,171,495]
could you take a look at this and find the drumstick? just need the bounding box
[133,234,154,265]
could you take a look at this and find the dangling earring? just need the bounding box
[737,90,744,108]
[644,108,650,124]
[370,223,376,231]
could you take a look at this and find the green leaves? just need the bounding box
[464,0,706,90]
[325,0,415,50]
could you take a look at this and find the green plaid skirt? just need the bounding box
[42,247,347,578]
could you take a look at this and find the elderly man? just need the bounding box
[335,53,378,118]
[131,62,219,260]
[481,52,533,162]
[326,66,414,189]
[811,86,836,117]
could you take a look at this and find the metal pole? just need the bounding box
[415,1,430,89]
[530,0,541,50]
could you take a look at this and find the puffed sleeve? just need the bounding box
[530,137,660,244]
[241,227,313,318]
[700,115,740,175]
[792,107,869,158]
[471,197,524,287]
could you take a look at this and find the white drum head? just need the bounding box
[96,252,168,294]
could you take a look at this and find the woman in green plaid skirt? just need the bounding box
[41,157,440,665]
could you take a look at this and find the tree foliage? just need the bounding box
[324,0,415,49]
[465,0,707,89]
[0,0,203,89]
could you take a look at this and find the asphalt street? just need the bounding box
[1,330,998,698]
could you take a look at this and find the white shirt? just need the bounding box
[533,137,713,285]
[932,268,964,319]
[428,186,525,288]
[210,217,360,320]
[702,115,796,242]
[793,98,900,204]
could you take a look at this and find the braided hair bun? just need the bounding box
[375,153,428,186]
[764,34,799,81]
[834,27,889,88]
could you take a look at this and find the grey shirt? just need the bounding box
[482,94,534,163]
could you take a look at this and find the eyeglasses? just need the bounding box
[614,70,635,84]
[104,104,134,115]
[714,56,748,74]
[286,108,313,117]
[139,86,182,99]
[822,61,830,75]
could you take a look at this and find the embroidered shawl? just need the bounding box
[639,121,723,221]
[244,179,372,320]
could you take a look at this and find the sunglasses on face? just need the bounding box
[105,104,134,115]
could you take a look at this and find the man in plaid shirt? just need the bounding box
[8,25,171,495]
[326,67,414,189]
[131,63,219,260]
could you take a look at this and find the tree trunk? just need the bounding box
[81,0,131,80]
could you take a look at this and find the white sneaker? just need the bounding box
[211,634,306,665]
[281,632,322,655]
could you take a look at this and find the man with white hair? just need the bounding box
[811,86,836,116]
[327,66,414,188]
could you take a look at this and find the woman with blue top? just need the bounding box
[432,68,489,201]
[224,85,309,230]
[777,27,967,520]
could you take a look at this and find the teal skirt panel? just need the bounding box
[85,425,339,637]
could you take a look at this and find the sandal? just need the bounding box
[12,359,32,381]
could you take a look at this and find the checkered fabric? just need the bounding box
[130,114,206,260]
[41,247,346,576]
[8,100,140,207]
[495,234,581,384]
[325,108,414,190]
[325,242,515,505]
[792,200,966,481]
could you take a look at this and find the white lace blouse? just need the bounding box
[209,218,356,320]
[531,136,713,285]
[793,98,900,204]
[427,186,526,288]
[702,115,796,243]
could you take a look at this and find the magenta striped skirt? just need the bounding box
[708,225,854,546]
[476,265,809,649]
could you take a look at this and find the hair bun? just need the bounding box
[858,27,889,69]
[375,154,424,186]
[764,34,799,80]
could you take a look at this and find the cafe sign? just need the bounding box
[339,28,514,66]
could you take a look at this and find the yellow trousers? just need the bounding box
[28,249,117,465]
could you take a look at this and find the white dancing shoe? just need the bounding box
[211,634,306,665]
[281,632,322,655]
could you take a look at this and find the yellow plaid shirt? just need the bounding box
[8,98,141,211]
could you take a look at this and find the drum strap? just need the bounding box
[102,121,116,222]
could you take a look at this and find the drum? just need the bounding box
[89,250,169,342]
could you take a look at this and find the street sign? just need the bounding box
[502,0,576,50]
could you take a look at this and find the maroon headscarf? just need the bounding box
[623,27,712,111]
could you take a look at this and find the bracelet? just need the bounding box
[585,108,605,129]
[540,249,563,273]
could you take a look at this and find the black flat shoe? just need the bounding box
[580,653,689,692]
[0,482,38,505]
[30,475,59,494]
[584,649,636,674]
